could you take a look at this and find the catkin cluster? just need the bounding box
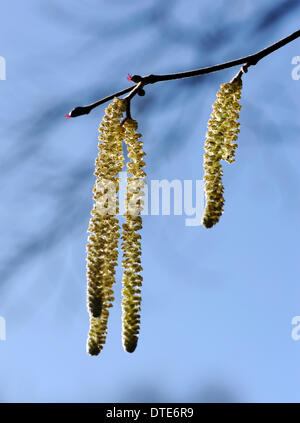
[202,78,242,228]
[85,78,242,355]
[86,97,126,356]
[121,119,146,353]
[86,99,146,356]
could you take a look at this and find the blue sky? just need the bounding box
[0,0,300,402]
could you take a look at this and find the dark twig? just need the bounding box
[123,81,144,121]
[124,81,144,101]
[123,98,131,121]
[69,86,134,118]
[231,63,251,83]
[68,29,300,118]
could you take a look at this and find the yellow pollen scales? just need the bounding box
[202,78,242,229]
[86,97,125,356]
[86,99,146,356]
[121,119,146,353]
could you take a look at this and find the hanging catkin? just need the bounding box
[121,119,146,353]
[202,78,242,228]
[86,97,125,356]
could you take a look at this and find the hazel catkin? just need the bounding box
[86,97,125,355]
[202,78,242,228]
[121,119,146,353]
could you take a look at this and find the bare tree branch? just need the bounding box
[68,29,300,118]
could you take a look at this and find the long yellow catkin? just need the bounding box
[86,97,126,356]
[202,78,242,228]
[121,119,146,353]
